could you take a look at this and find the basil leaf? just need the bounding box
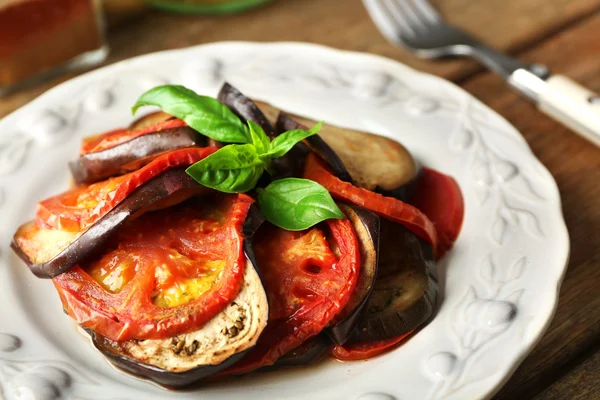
[266,122,323,158]
[248,120,270,155]
[258,178,344,231]
[186,144,265,193]
[132,85,249,143]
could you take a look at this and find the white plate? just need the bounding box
[0,42,569,400]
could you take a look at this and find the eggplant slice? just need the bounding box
[251,95,420,200]
[275,111,353,183]
[326,205,379,345]
[70,125,206,185]
[12,168,206,278]
[218,83,276,137]
[128,111,173,131]
[276,111,420,201]
[350,218,438,342]
[269,334,330,369]
[88,258,268,388]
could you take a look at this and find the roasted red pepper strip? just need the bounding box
[36,147,217,231]
[80,119,186,155]
[330,331,413,361]
[225,218,360,375]
[53,193,253,341]
[408,167,464,257]
[303,153,439,256]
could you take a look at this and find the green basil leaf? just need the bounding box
[186,144,265,193]
[258,178,344,231]
[132,85,249,143]
[248,120,270,155]
[266,122,323,158]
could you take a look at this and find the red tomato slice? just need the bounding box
[36,147,217,231]
[53,193,253,341]
[80,119,187,155]
[303,153,439,257]
[330,331,413,361]
[409,167,464,257]
[225,218,360,375]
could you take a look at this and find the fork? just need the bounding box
[364,0,600,147]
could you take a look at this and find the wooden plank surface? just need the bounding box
[2,0,600,117]
[533,345,600,400]
[2,0,600,398]
[460,12,600,400]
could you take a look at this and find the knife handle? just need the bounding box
[538,75,600,147]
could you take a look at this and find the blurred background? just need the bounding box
[3,0,599,119]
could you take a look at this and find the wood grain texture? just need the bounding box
[2,0,600,117]
[533,345,600,400]
[461,13,600,400]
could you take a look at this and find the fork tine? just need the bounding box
[409,0,441,22]
[382,0,418,36]
[363,0,415,40]
[388,0,427,32]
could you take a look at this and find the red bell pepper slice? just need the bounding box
[408,167,464,257]
[303,153,439,257]
[330,331,413,361]
[36,147,217,232]
[80,119,187,155]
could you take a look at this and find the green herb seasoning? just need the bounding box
[133,84,343,231]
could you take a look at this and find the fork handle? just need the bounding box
[538,75,600,147]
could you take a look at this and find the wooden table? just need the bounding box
[2,0,599,398]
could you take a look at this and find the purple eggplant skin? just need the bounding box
[242,203,267,264]
[326,205,380,345]
[217,83,276,137]
[69,126,205,185]
[350,219,438,342]
[276,112,354,183]
[266,334,331,370]
[84,205,268,389]
[86,328,248,389]
[11,168,206,279]
[375,165,422,203]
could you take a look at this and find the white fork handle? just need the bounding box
[538,75,600,147]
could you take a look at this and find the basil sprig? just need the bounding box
[132,85,249,143]
[133,85,344,231]
[257,178,344,231]
[185,144,265,193]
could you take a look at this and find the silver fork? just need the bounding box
[364,0,600,147]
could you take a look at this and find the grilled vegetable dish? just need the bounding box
[12,83,464,388]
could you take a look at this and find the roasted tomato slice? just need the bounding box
[330,331,413,361]
[303,153,439,257]
[52,193,253,341]
[225,218,360,374]
[36,148,217,231]
[80,119,184,155]
[408,167,464,256]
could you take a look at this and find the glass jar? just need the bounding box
[0,0,108,96]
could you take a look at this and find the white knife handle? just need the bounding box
[538,75,600,147]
